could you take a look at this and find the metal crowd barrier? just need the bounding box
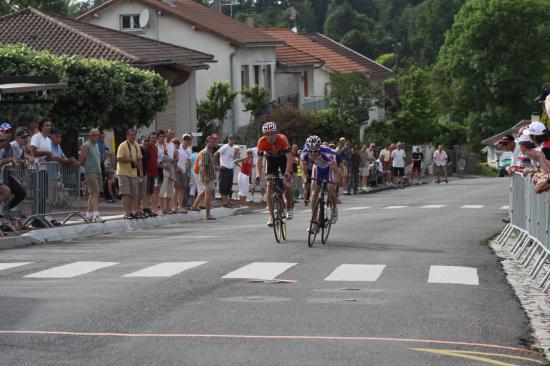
[0,162,87,230]
[496,173,550,292]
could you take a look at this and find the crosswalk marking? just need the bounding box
[25,261,118,279]
[342,207,370,211]
[428,266,479,285]
[460,205,484,209]
[122,262,207,277]
[421,205,446,209]
[222,262,297,280]
[500,205,509,210]
[0,263,33,272]
[384,206,408,209]
[324,264,386,282]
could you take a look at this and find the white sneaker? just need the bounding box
[267,217,274,227]
[93,215,105,223]
[286,208,293,220]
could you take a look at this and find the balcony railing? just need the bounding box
[300,96,326,112]
[276,93,299,108]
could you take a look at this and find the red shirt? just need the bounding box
[146,144,158,177]
[240,159,253,176]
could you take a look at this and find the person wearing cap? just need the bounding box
[523,121,549,163]
[215,134,237,208]
[79,129,105,223]
[10,130,30,163]
[116,128,142,219]
[515,134,536,171]
[496,135,520,176]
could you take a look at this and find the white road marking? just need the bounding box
[0,263,33,271]
[421,205,446,208]
[324,265,386,282]
[342,207,370,211]
[122,262,207,277]
[500,205,509,210]
[428,266,479,285]
[25,261,118,279]
[460,205,484,209]
[384,206,408,209]
[222,262,297,280]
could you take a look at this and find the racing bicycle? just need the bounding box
[267,176,288,243]
[307,178,336,247]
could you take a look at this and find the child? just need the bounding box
[234,148,254,208]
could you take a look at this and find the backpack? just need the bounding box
[193,149,204,175]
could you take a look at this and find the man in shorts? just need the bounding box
[255,121,294,227]
[433,145,448,183]
[116,129,142,219]
[79,129,105,223]
[391,142,406,189]
[411,146,424,184]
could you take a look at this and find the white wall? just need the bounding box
[313,68,332,97]
[86,1,278,134]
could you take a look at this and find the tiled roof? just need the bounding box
[78,0,282,48]
[273,44,323,67]
[260,29,392,78]
[0,8,215,69]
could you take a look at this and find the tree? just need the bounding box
[0,0,70,16]
[435,0,550,147]
[323,3,369,41]
[198,81,238,134]
[326,72,382,139]
[241,85,271,144]
[197,99,216,147]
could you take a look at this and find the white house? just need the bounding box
[78,0,282,134]
[260,29,393,120]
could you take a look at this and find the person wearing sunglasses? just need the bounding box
[255,121,294,227]
[300,135,340,232]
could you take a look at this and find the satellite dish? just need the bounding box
[139,9,150,28]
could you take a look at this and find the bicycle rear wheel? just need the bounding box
[321,196,332,244]
[278,196,287,241]
[308,198,321,247]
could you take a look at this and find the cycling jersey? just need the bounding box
[301,146,338,169]
[257,134,291,157]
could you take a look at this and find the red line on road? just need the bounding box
[0,330,544,356]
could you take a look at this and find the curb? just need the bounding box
[0,207,235,249]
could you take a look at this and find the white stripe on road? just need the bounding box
[324,265,386,282]
[384,206,408,209]
[428,266,479,285]
[342,207,370,211]
[25,261,118,278]
[122,262,207,277]
[461,205,484,209]
[0,263,33,271]
[421,205,446,209]
[500,205,509,210]
[222,262,297,280]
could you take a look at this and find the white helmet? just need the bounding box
[262,121,278,134]
[305,135,321,150]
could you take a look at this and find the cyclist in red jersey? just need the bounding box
[255,121,294,227]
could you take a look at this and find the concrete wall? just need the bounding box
[86,1,277,134]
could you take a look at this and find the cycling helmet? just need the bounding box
[305,135,322,150]
[262,121,278,134]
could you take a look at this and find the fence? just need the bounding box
[496,173,550,292]
[0,162,87,231]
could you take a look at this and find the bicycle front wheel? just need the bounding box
[272,194,282,243]
[308,198,321,247]
[278,196,287,241]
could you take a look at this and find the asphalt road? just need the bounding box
[0,177,547,365]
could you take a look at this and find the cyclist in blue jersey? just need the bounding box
[300,136,340,231]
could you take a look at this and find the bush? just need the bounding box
[476,163,498,177]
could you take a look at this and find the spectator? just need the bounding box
[433,144,449,183]
[335,137,352,194]
[153,130,166,213]
[411,146,424,184]
[180,133,193,209]
[30,118,54,220]
[79,129,105,223]
[215,134,237,208]
[189,146,199,207]
[172,138,187,213]
[116,128,142,219]
[378,143,392,186]
[104,170,119,203]
[496,135,520,175]
[234,148,254,207]
[349,146,361,194]
[50,130,77,166]
[516,134,536,171]
[143,133,158,216]
[10,130,30,163]
[391,142,406,189]
[358,145,369,190]
[191,135,217,220]
[138,135,155,217]
[158,130,176,214]
[0,132,24,221]
[98,130,107,184]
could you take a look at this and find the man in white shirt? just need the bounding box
[30,118,55,220]
[433,145,448,183]
[215,134,236,207]
[180,133,193,209]
[391,142,406,189]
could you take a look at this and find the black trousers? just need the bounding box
[6,174,26,210]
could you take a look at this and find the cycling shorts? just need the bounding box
[266,155,287,176]
[313,166,331,187]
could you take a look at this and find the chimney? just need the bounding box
[212,0,221,13]
[246,14,254,28]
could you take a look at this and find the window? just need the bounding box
[253,65,260,86]
[120,14,140,30]
[241,65,249,89]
